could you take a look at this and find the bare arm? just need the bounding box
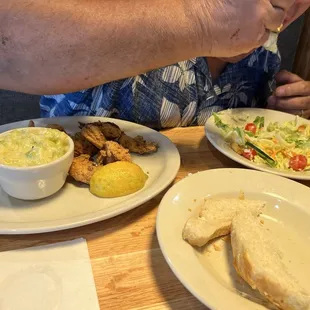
[0,0,203,94]
[0,0,291,95]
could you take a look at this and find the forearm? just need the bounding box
[0,0,201,94]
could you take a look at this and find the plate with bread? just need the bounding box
[156,168,310,310]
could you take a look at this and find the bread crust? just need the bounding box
[182,198,265,247]
[231,214,310,310]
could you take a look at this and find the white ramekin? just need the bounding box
[0,127,74,200]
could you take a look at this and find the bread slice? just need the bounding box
[182,198,265,247]
[231,212,310,310]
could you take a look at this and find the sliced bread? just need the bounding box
[231,212,310,310]
[182,198,265,247]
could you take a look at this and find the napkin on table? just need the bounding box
[0,238,100,310]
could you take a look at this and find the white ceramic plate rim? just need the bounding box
[205,108,310,180]
[156,168,310,310]
[0,116,180,234]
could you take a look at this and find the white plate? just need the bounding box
[0,117,180,234]
[205,108,310,180]
[156,168,310,310]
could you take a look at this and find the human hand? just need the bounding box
[267,70,310,118]
[219,0,310,60]
[282,0,310,30]
[192,0,295,57]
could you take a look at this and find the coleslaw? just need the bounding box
[213,112,310,172]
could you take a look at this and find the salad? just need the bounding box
[213,112,310,172]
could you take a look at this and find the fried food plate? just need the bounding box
[156,168,310,310]
[205,108,310,180]
[0,117,180,234]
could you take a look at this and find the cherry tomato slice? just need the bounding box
[289,155,307,171]
[245,123,257,134]
[298,125,306,132]
[242,148,257,161]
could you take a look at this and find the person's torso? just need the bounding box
[40,47,281,130]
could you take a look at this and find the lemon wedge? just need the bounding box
[90,161,148,198]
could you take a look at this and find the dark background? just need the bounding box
[0,17,304,125]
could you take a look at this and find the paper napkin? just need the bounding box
[0,238,100,310]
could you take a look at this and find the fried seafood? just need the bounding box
[79,121,122,140]
[28,120,35,127]
[73,132,98,157]
[95,150,107,165]
[105,141,131,163]
[118,133,158,154]
[81,124,106,149]
[95,142,131,165]
[98,122,122,140]
[69,155,100,184]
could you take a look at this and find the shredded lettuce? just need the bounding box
[213,113,310,171]
[253,116,264,129]
[213,113,230,133]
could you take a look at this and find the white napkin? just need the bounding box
[0,238,100,310]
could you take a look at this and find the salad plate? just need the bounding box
[0,116,180,234]
[156,168,310,310]
[205,108,310,180]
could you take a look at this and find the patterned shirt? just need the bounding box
[40,47,281,130]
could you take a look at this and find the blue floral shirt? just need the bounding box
[40,47,281,130]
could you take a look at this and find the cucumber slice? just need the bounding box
[245,141,276,167]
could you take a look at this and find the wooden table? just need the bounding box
[0,127,260,309]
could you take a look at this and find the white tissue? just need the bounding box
[0,238,100,310]
[263,32,279,54]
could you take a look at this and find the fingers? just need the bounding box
[264,7,285,31]
[267,95,310,110]
[270,0,296,10]
[275,81,310,97]
[267,78,310,115]
[264,0,295,31]
[283,2,310,28]
[275,70,303,85]
[267,95,277,107]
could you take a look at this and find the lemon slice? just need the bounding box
[90,161,148,198]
